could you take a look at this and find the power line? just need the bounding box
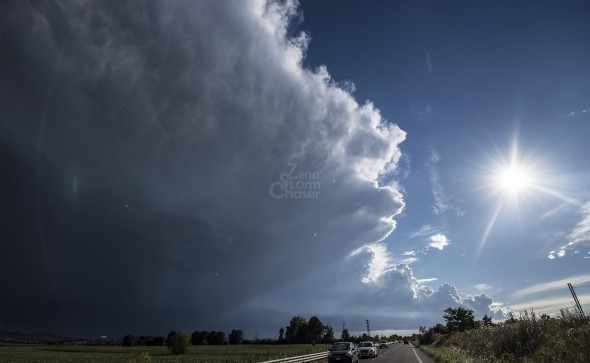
[534,298,573,311]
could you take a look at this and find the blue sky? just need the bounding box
[1,0,590,339]
[298,0,590,318]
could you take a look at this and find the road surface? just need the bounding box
[358,342,435,363]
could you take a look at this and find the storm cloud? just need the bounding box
[1,0,407,336]
[0,0,503,338]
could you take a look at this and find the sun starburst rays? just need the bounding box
[470,137,581,257]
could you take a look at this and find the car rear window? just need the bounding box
[332,343,349,350]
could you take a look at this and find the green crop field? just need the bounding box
[0,344,330,363]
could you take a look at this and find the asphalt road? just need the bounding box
[359,342,435,363]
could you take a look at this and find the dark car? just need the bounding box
[328,342,359,363]
[403,339,409,344]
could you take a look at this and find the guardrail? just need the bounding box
[259,351,329,363]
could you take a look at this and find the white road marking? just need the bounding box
[410,344,424,363]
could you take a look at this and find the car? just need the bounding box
[379,340,388,348]
[403,339,409,344]
[357,341,377,358]
[328,342,359,363]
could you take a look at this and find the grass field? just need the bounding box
[0,344,330,363]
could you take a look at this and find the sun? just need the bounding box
[473,135,581,258]
[497,165,531,193]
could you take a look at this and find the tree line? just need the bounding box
[280,315,401,344]
[417,307,498,345]
[190,329,245,345]
[121,334,165,346]
[121,314,406,355]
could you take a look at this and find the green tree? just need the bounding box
[190,331,208,345]
[432,323,448,334]
[122,334,139,346]
[286,316,308,344]
[228,329,244,345]
[341,328,350,341]
[307,316,325,344]
[443,307,477,332]
[322,326,335,343]
[166,331,190,355]
[207,331,226,345]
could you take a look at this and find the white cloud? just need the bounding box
[567,108,590,118]
[397,257,419,265]
[512,274,590,298]
[507,293,590,315]
[472,283,493,291]
[407,227,452,255]
[425,149,464,216]
[409,224,440,238]
[402,250,416,256]
[350,243,392,283]
[417,277,438,284]
[549,201,590,258]
[428,234,450,250]
[246,248,506,331]
[565,201,590,244]
[426,149,449,215]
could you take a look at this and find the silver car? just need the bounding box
[357,341,377,358]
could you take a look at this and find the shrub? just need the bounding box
[420,309,590,362]
[166,331,190,355]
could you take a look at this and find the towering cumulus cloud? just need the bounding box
[0,0,406,335]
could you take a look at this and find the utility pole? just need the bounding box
[568,283,585,317]
[366,320,371,337]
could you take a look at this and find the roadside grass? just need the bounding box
[0,343,331,363]
[418,345,479,363]
[419,310,590,363]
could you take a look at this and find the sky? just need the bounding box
[1,0,590,339]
